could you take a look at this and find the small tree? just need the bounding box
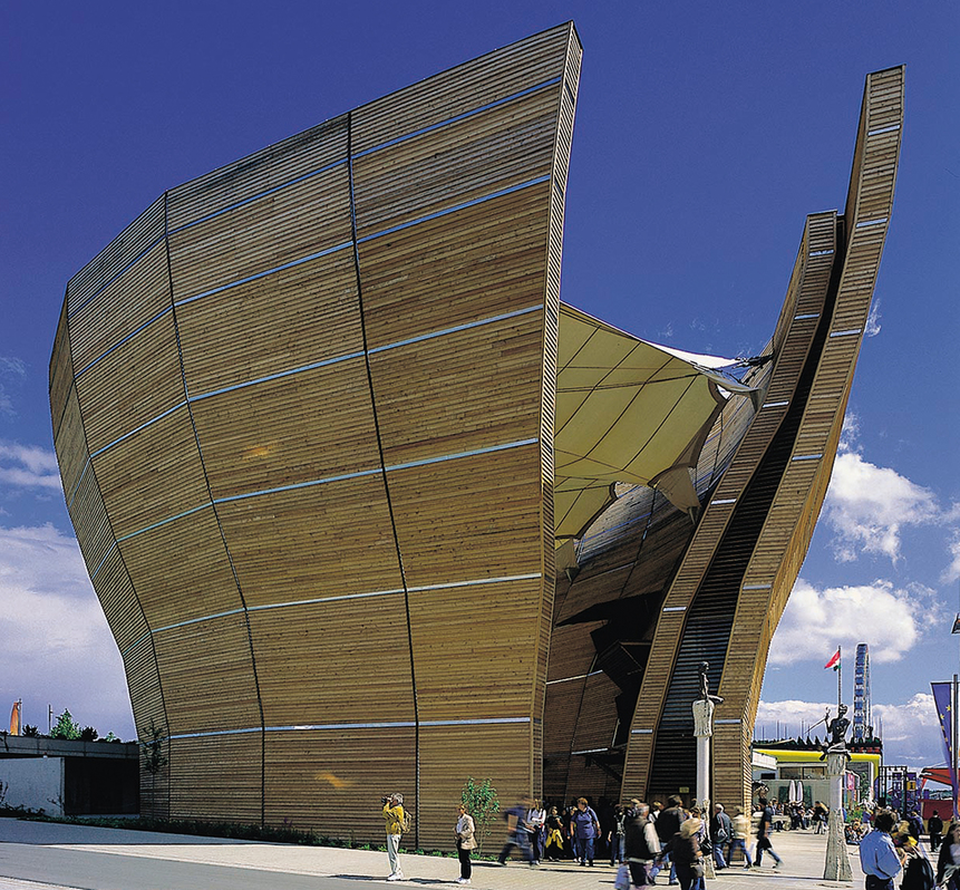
[139,719,169,816]
[50,709,81,740]
[461,776,500,855]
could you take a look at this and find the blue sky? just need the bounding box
[2,2,957,772]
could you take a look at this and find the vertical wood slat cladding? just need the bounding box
[51,22,580,847]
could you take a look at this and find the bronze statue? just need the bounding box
[697,661,724,705]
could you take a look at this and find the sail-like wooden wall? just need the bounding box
[621,66,903,809]
[51,23,581,847]
[51,26,901,839]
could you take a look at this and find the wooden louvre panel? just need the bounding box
[621,209,839,801]
[710,69,903,809]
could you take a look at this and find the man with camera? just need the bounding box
[382,793,407,881]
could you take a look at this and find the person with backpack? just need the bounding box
[382,792,408,881]
[709,803,732,869]
[623,800,661,887]
[897,832,934,890]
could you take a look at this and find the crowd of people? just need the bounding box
[381,791,798,886]
[382,790,954,889]
[857,806,948,890]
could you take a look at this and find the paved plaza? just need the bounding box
[0,818,888,890]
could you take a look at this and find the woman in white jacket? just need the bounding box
[455,804,477,884]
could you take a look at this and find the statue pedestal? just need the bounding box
[822,749,852,882]
[692,699,716,880]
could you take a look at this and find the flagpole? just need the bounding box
[837,645,842,712]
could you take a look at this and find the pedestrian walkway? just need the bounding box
[0,818,880,889]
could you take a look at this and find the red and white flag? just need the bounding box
[824,648,840,671]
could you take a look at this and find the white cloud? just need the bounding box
[757,694,943,768]
[943,530,960,584]
[0,441,63,492]
[0,523,134,738]
[823,422,941,563]
[769,577,935,666]
[865,299,882,337]
[0,357,26,418]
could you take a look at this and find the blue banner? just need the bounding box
[931,681,958,810]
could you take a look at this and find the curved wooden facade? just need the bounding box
[51,23,901,843]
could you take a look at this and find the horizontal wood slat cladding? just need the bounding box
[166,118,349,233]
[216,475,403,609]
[356,184,551,349]
[75,311,183,456]
[352,83,560,239]
[264,728,416,841]
[49,21,579,842]
[66,196,164,317]
[175,249,362,397]
[188,357,381,501]
[92,408,208,539]
[152,614,261,736]
[167,165,352,302]
[68,241,171,374]
[119,509,241,629]
[408,578,542,719]
[49,299,73,438]
[249,598,415,727]
[417,723,535,849]
[369,315,544,465]
[169,735,262,823]
[350,25,573,155]
[387,446,544,588]
[53,389,87,501]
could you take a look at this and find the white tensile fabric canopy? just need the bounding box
[554,303,755,544]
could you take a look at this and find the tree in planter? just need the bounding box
[460,776,500,855]
[139,720,169,817]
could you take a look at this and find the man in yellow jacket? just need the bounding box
[383,793,406,881]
